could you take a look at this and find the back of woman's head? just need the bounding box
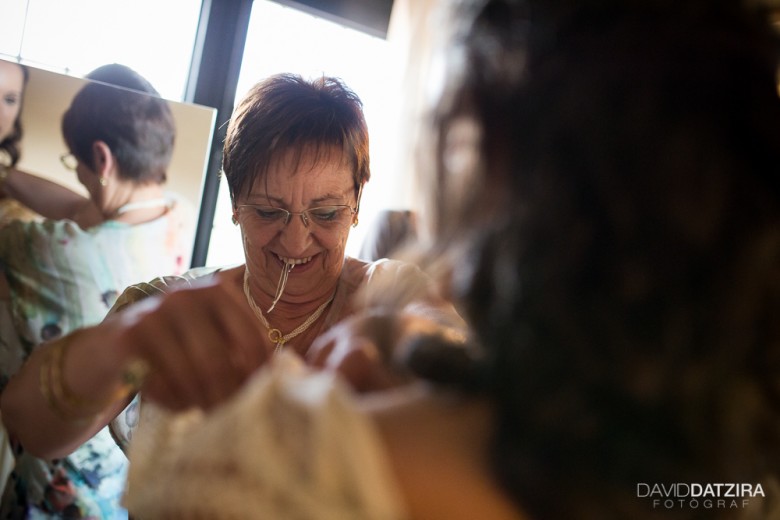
[222,73,369,205]
[427,0,780,517]
[61,65,175,184]
[85,63,161,96]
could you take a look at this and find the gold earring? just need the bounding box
[99,177,108,186]
[231,214,238,225]
[352,216,359,228]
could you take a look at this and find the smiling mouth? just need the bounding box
[275,254,314,266]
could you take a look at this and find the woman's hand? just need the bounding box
[115,273,272,411]
[306,314,403,392]
[307,310,461,392]
[1,272,271,459]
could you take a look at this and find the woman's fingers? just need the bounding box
[307,316,412,392]
[142,370,190,412]
[326,340,383,392]
[307,333,338,368]
[208,272,273,377]
[117,274,271,410]
[153,293,230,408]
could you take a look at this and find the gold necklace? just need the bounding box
[242,268,335,354]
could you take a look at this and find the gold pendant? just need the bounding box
[268,328,286,354]
[268,328,284,345]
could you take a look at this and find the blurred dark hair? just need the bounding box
[222,73,369,205]
[61,64,175,184]
[420,0,780,517]
[0,61,29,167]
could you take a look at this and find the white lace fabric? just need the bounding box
[123,352,409,520]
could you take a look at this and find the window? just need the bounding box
[206,0,405,266]
[0,0,201,100]
[1,0,406,266]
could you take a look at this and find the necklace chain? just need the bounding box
[242,268,334,354]
[113,198,170,218]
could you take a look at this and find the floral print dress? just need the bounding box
[0,202,191,519]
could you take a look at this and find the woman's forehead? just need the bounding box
[0,61,24,91]
[264,146,352,184]
[271,144,348,172]
[244,145,354,201]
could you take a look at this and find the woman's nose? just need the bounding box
[278,213,313,253]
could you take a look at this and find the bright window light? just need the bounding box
[0,0,201,100]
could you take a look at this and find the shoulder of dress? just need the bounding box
[345,256,415,275]
[108,266,225,316]
[347,257,433,309]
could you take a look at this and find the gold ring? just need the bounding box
[121,359,151,390]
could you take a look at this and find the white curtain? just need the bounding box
[385,0,445,238]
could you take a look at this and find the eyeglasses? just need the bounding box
[60,153,78,172]
[236,204,357,231]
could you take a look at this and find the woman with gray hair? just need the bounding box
[0,64,190,519]
[7,0,780,515]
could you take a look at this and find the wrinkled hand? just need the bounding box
[307,311,448,392]
[114,273,271,411]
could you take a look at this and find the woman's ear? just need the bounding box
[91,141,115,182]
[353,182,364,227]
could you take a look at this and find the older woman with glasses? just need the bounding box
[0,64,190,519]
[0,73,463,484]
[21,1,779,518]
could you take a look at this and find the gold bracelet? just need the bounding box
[0,164,10,190]
[38,344,90,423]
[39,348,63,419]
[39,332,139,422]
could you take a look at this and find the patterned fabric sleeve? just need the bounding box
[0,208,196,519]
[108,266,221,314]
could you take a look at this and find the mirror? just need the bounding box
[4,59,216,254]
